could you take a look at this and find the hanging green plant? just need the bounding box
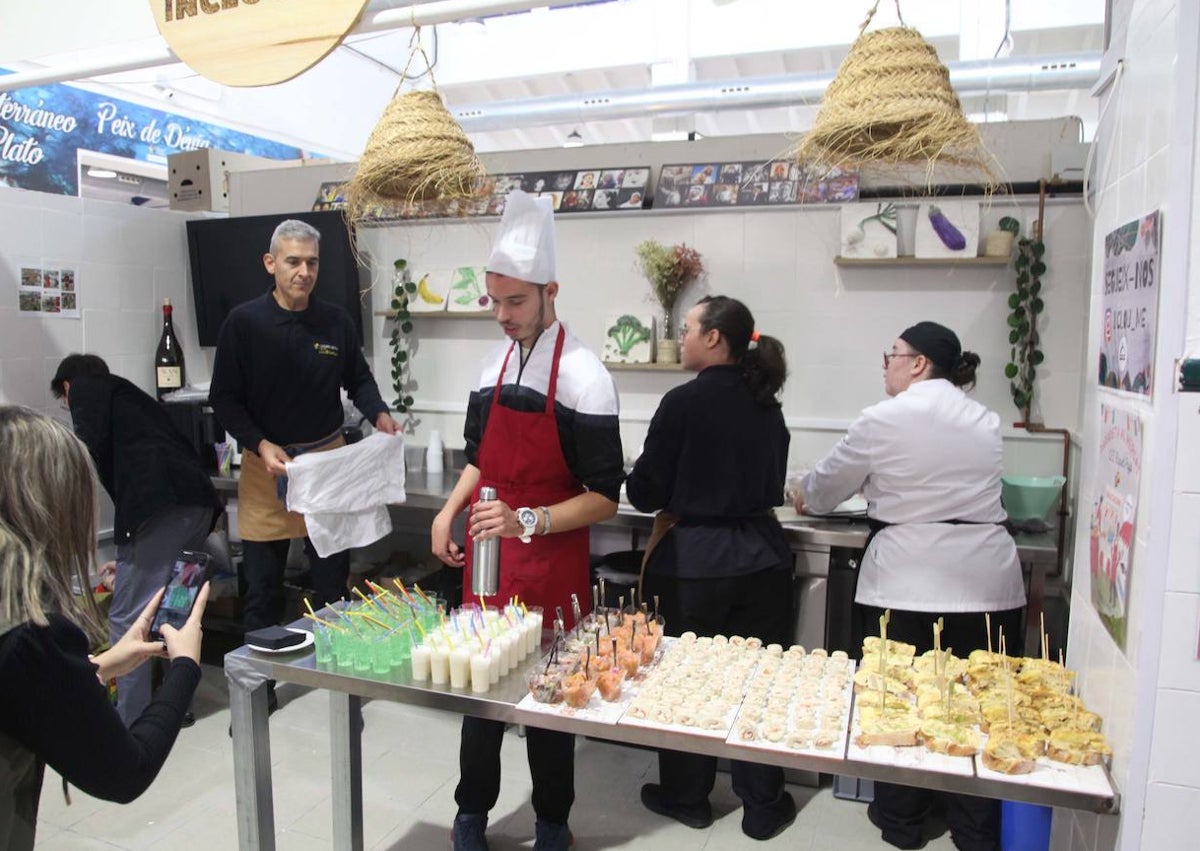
[389,258,416,414]
[1003,216,1047,416]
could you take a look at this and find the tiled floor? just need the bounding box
[35,665,961,850]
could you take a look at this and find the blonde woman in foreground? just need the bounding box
[0,406,208,851]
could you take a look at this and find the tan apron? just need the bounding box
[637,510,680,600]
[237,432,345,542]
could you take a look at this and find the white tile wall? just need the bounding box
[359,201,1091,481]
[0,187,203,413]
[1141,782,1200,848]
[1059,3,1200,849]
[1147,688,1200,786]
[1165,494,1200,594]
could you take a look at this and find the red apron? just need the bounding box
[463,326,592,629]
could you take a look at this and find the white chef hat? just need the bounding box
[486,190,557,285]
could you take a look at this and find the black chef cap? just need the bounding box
[899,321,962,373]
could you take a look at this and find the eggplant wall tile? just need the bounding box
[1148,688,1200,785]
[1165,495,1200,593]
[1141,782,1200,849]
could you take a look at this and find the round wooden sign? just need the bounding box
[151,0,370,87]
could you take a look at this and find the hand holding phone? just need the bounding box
[150,552,213,641]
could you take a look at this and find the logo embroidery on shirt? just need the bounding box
[313,342,339,357]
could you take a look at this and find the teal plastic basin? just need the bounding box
[1001,475,1067,521]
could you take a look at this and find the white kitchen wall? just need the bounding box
[0,186,207,413]
[0,186,206,533]
[1057,0,1200,849]
[355,198,1087,491]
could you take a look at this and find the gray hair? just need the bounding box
[269,219,321,255]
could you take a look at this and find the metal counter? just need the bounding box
[226,625,1117,851]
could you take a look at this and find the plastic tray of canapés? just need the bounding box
[517,609,665,724]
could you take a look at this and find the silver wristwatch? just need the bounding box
[516,506,538,543]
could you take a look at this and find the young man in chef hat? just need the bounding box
[431,190,624,851]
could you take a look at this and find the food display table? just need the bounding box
[225,626,1118,851]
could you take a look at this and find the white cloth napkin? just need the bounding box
[285,432,407,557]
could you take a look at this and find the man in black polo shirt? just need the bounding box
[210,219,399,678]
[51,353,220,726]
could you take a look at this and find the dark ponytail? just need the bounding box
[946,350,981,390]
[696,295,787,405]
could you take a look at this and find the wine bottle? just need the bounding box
[155,298,185,400]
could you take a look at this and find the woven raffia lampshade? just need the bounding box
[789,26,998,186]
[344,89,484,221]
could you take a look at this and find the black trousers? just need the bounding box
[455,716,576,824]
[241,538,350,631]
[855,604,1024,851]
[642,568,797,831]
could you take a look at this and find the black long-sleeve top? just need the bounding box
[209,292,388,451]
[626,364,792,578]
[67,375,220,543]
[0,616,200,824]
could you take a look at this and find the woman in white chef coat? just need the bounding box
[799,321,1024,851]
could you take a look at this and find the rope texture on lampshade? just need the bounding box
[788,21,1001,189]
[344,88,485,222]
[343,27,484,223]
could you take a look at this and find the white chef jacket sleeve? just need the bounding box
[802,414,873,514]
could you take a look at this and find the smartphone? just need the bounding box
[150,551,212,641]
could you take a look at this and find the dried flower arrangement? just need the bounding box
[634,240,704,337]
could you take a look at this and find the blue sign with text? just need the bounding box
[0,69,319,195]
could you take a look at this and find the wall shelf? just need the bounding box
[605,362,686,372]
[374,310,494,319]
[834,255,1011,268]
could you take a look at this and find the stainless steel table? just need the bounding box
[226,627,1118,851]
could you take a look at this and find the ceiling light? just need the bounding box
[458,16,486,34]
[87,168,117,179]
[564,129,583,148]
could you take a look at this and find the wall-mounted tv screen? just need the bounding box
[186,210,365,347]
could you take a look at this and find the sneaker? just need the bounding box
[451,813,489,851]
[532,819,574,851]
[640,783,713,829]
[742,791,797,841]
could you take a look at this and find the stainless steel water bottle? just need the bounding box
[471,486,500,597]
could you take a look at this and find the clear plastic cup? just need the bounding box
[313,625,333,666]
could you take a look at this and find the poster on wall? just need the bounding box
[0,68,319,196]
[1089,404,1143,650]
[1098,210,1160,395]
[18,264,79,319]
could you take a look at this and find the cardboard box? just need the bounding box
[168,149,277,212]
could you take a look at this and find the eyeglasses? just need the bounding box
[883,351,920,368]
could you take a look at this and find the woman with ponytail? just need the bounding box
[626,295,797,841]
[798,321,1023,851]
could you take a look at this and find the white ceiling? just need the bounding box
[0,0,1106,161]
